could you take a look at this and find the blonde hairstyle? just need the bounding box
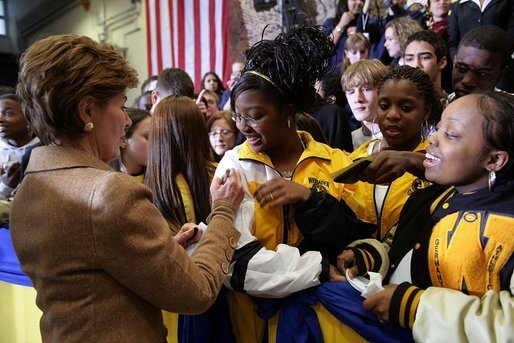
[16,34,138,145]
[341,59,389,91]
[341,33,370,72]
[385,17,423,51]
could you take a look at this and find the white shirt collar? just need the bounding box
[459,0,493,11]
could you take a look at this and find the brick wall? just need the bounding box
[229,0,338,62]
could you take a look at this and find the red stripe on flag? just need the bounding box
[222,0,230,85]
[168,0,174,67]
[209,0,216,72]
[155,0,163,73]
[177,0,185,70]
[145,0,153,76]
[147,0,229,92]
[194,0,202,92]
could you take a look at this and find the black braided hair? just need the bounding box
[378,65,442,136]
[230,25,335,115]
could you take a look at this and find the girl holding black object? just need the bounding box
[338,92,514,341]
[346,65,443,240]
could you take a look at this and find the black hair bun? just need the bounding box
[243,25,335,112]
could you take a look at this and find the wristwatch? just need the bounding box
[335,25,343,33]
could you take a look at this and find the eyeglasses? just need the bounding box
[231,112,261,128]
[208,129,234,138]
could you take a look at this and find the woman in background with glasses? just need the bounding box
[206,110,238,162]
[215,25,376,342]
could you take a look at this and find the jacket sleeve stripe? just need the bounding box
[390,282,424,329]
[230,240,263,292]
[350,242,383,274]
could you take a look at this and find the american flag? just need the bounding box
[145,0,231,91]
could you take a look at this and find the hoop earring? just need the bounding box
[287,117,291,129]
[84,122,94,132]
[27,125,34,137]
[371,115,380,139]
[421,118,429,140]
[488,170,496,192]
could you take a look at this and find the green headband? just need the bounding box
[245,70,283,94]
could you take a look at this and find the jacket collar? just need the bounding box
[0,136,40,150]
[25,146,113,174]
[459,0,494,10]
[237,131,332,166]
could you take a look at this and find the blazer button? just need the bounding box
[225,250,233,261]
[229,237,237,248]
[221,263,229,274]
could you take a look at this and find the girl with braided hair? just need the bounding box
[215,25,376,341]
[346,65,443,241]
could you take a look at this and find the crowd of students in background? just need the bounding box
[2,1,514,341]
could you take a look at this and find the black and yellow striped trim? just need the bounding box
[389,282,424,329]
[350,242,382,274]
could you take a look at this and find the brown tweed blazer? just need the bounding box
[10,146,240,342]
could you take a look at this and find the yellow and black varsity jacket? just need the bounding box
[351,182,514,341]
[214,131,373,295]
[347,139,431,240]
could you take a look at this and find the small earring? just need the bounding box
[488,170,496,192]
[287,117,291,129]
[84,122,94,132]
[421,118,429,140]
[370,115,379,139]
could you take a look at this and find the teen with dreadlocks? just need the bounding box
[214,25,376,342]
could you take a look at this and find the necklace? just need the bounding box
[281,170,293,178]
[279,135,306,178]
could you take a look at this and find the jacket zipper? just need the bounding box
[282,205,290,244]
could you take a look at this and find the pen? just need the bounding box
[186,226,198,245]
[222,169,230,184]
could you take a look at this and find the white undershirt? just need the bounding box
[389,249,413,284]
[374,185,389,218]
[366,141,390,218]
